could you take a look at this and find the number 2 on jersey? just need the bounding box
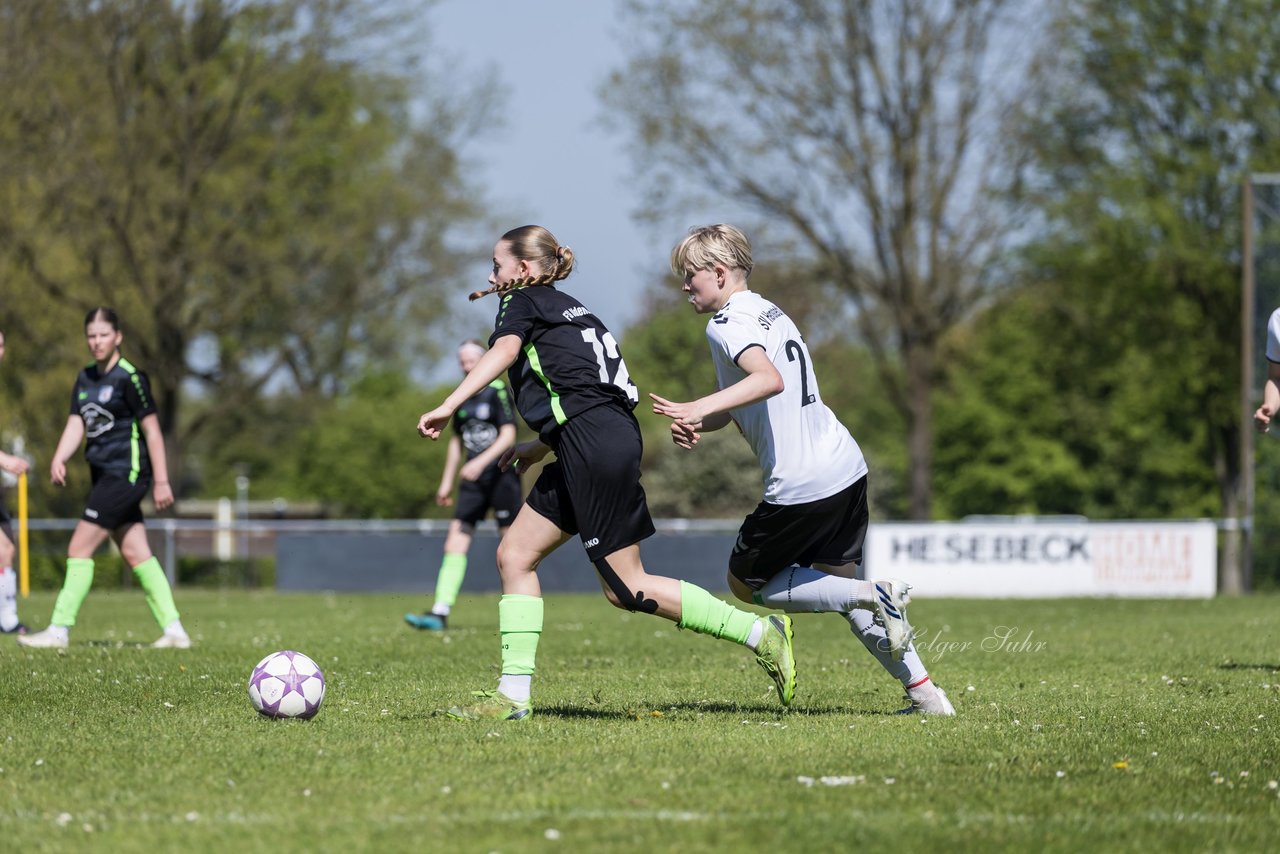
[582,329,639,403]
[784,339,816,406]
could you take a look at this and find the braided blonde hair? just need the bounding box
[470,225,576,301]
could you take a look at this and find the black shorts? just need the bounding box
[455,466,523,528]
[729,475,869,590]
[82,473,149,531]
[525,402,655,562]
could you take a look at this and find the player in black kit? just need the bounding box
[405,339,521,631]
[19,308,190,650]
[417,225,796,721]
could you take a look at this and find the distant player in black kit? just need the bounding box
[417,224,796,721]
[405,339,521,631]
[19,308,190,650]
[0,329,32,635]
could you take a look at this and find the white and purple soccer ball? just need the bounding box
[248,650,326,720]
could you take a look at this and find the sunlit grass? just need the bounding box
[2,590,1278,852]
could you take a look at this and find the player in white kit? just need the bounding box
[652,224,955,715]
[1253,307,1280,433]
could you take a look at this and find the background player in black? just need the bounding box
[405,339,521,631]
[416,224,796,721]
[0,329,32,634]
[19,308,190,650]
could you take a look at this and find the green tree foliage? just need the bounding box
[278,370,450,519]
[1007,0,1280,587]
[0,0,491,511]
[932,286,1216,520]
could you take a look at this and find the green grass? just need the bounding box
[2,590,1279,852]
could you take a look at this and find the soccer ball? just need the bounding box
[248,650,326,720]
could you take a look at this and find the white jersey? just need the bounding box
[706,290,867,505]
[1267,308,1280,363]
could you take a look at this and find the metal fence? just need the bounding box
[23,518,742,590]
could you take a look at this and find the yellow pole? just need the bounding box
[17,470,28,597]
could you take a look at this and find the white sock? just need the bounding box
[847,608,930,686]
[756,566,877,613]
[0,566,18,631]
[744,619,765,651]
[431,603,451,617]
[498,674,531,703]
[163,619,188,637]
[906,677,942,705]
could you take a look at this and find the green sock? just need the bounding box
[434,552,468,609]
[50,558,95,627]
[498,594,543,676]
[677,581,757,645]
[132,557,180,629]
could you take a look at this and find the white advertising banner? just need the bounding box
[863,520,1217,598]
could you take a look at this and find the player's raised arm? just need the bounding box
[418,336,522,439]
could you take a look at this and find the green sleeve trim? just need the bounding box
[523,343,567,425]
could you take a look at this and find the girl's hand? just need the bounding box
[668,419,701,450]
[0,453,29,476]
[650,393,702,449]
[51,459,67,486]
[499,440,551,475]
[1255,404,1273,433]
[418,406,454,439]
[460,458,486,482]
[153,481,175,511]
[649,393,705,430]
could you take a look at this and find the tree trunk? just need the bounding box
[1218,443,1245,595]
[905,340,934,520]
[1208,411,1246,594]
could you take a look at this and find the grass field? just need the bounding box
[2,588,1279,853]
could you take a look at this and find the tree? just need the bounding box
[276,370,451,519]
[605,0,1034,518]
[1016,0,1280,590]
[0,0,492,497]
[930,283,1218,521]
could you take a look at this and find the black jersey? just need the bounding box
[69,357,157,481]
[490,285,639,440]
[452,379,517,460]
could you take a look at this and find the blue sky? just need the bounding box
[428,0,668,340]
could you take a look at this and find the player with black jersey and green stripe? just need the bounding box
[417,224,796,721]
[405,339,521,631]
[19,308,190,650]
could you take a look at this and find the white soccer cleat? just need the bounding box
[873,579,913,661]
[898,685,956,716]
[151,632,192,649]
[17,626,69,649]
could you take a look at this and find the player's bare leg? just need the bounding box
[447,504,568,721]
